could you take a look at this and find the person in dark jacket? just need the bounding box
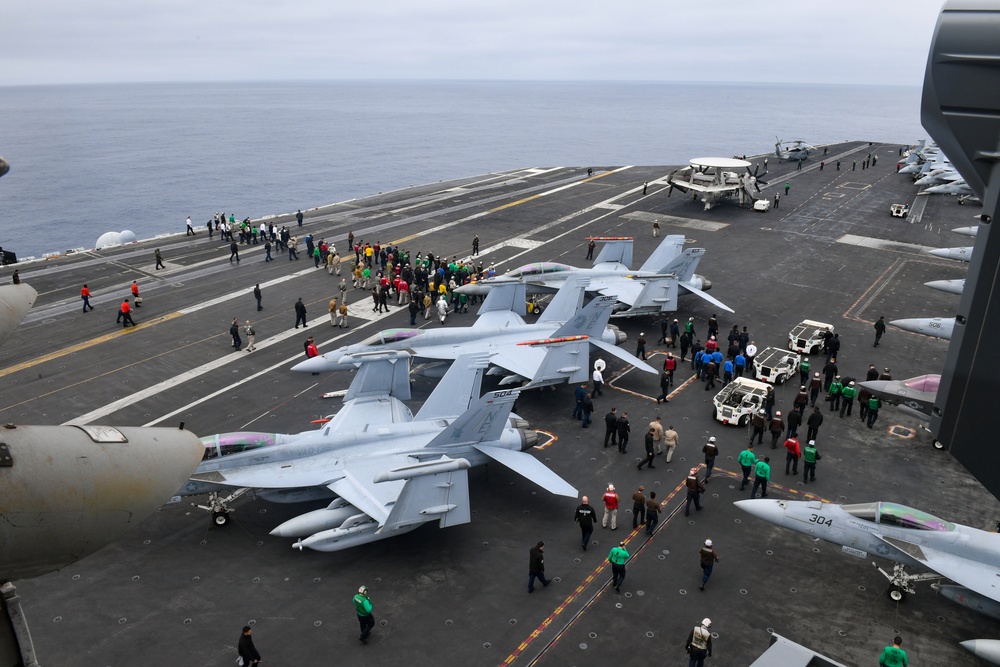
[793,386,809,415]
[528,541,550,592]
[769,411,785,449]
[574,498,597,550]
[229,317,242,350]
[603,408,618,448]
[238,626,261,666]
[294,297,307,328]
[785,408,802,440]
[637,428,656,470]
[616,412,631,453]
[806,406,824,441]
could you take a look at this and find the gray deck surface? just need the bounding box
[7,142,996,666]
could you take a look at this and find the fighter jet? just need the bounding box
[665,157,764,210]
[455,235,733,317]
[182,352,577,552]
[858,374,938,421]
[889,316,954,340]
[736,499,1000,610]
[295,276,656,382]
[913,168,964,187]
[921,179,975,196]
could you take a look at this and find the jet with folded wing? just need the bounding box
[293,275,656,384]
[665,157,765,210]
[180,352,577,552]
[736,499,1000,612]
[454,234,733,317]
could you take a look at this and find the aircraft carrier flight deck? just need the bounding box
[6,140,996,666]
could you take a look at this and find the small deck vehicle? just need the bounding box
[890,203,909,218]
[788,320,834,355]
[713,377,771,426]
[752,346,801,384]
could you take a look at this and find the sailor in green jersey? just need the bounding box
[750,457,770,499]
[878,635,908,666]
[608,541,630,592]
[737,444,757,490]
[799,356,810,386]
[827,376,844,412]
[839,381,857,417]
[867,395,882,429]
[353,585,375,644]
[802,440,820,483]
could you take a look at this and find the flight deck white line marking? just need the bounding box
[390,167,622,244]
[64,304,385,426]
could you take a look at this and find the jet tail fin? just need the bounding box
[592,239,633,267]
[637,234,687,273]
[415,353,489,420]
[424,389,520,449]
[537,276,588,324]
[343,352,412,402]
[657,247,704,281]
[552,294,616,339]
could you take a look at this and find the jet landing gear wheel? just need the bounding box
[933,440,944,450]
[194,489,249,527]
[888,585,905,602]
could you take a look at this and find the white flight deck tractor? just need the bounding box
[788,319,834,355]
[752,346,801,385]
[712,377,771,427]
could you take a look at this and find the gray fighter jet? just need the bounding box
[454,234,732,316]
[889,316,954,340]
[737,499,1000,612]
[181,352,577,552]
[858,374,939,421]
[294,276,656,382]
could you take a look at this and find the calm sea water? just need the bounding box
[0,81,925,259]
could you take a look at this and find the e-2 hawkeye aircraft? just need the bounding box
[664,158,765,211]
[178,351,577,552]
[294,275,656,382]
[454,234,732,317]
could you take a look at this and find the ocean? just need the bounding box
[0,81,925,260]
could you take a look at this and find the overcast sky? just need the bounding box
[1,1,945,87]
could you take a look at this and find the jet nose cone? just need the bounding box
[961,639,1000,663]
[734,499,785,524]
[292,354,331,373]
